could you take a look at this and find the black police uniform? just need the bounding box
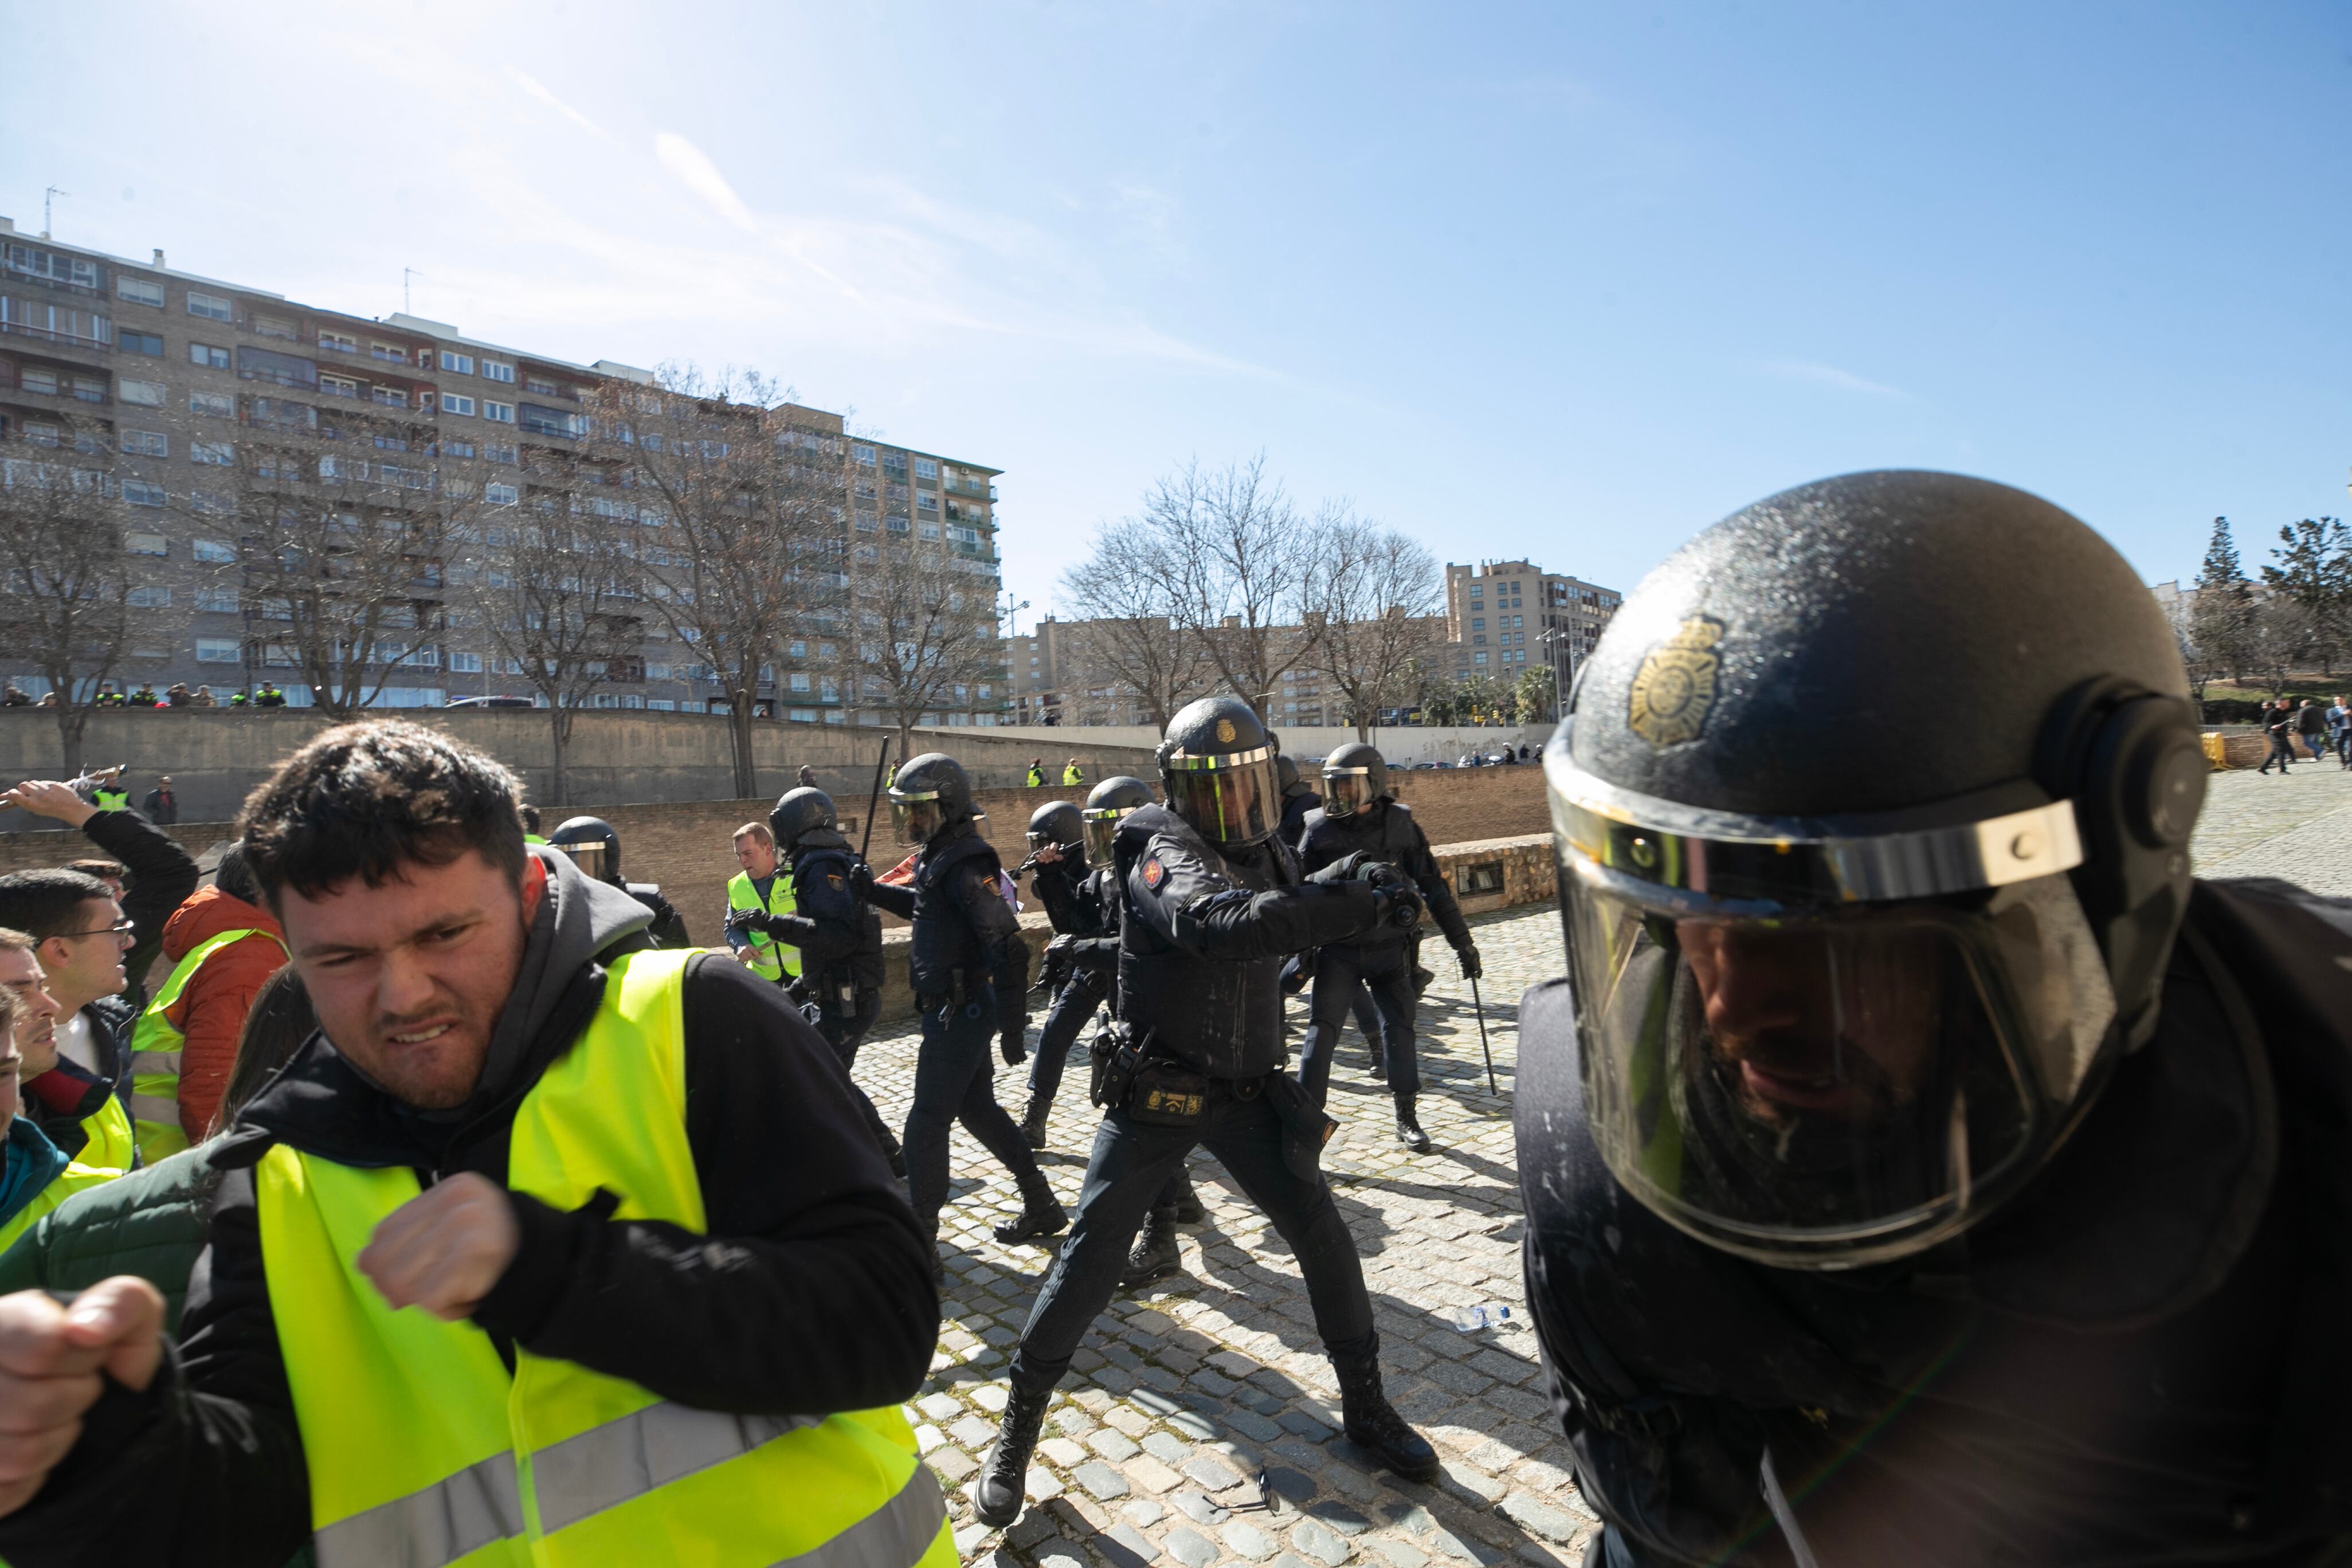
[1526,877,2352,1567]
[1006,803,1394,1390]
[858,823,1059,1240]
[1022,853,1117,1127]
[626,883,689,948]
[1296,797,1471,1105]
[754,828,899,1169]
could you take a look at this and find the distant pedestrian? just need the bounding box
[2299,698,2329,762]
[2334,695,2352,769]
[186,685,215,708]
[1026,757,1045,787]
[2260,699,2296,774]
[163,683,190,707]
[142,777,178,825]
[0,684,26,707]
[128,684,160,708]
[1061,758,1084,786]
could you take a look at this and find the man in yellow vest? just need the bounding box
[722,821,798,985]
[1026,757,1045,787]
[0,934,116,1253]
[0,721,950,1567]
[0,860,148,1175]
[1060,758,1084,786]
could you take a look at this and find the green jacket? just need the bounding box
[0,1143,219,1333]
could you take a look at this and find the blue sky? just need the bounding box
[7,2,2346,626]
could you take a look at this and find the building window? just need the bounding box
[440,440,475,458]
[187,291,233,322]
[484,401,513,423]
[1470,617,1484,632]
[443,393,476,416]
[524,375,559,395]
[915,493,939,515]
[188,390,233,418]
[193,586,238,613]
[318,330,356,354]
[484,483,519,505]
[195,638,241,664]
[189,343,230,369]
[448,652,483,673]
[369,342,405,363]
[127,586,172,608]
[482,360,515,383]
[117,378,166,407]
[192,538,236,564]
[118,329,163,357]
[852,443,875,467]
[371,386,407,407]
[122,483,168,509]
[440,350,475,374]
[253,315,297,341]
[190,440,233,466]
[120,429,167,457]
[914,457,938,481]
[116,277,164,308]
[124,532,169,555]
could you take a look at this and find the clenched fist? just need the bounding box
[0,1278,164,1517]
[356,1173,520,1322]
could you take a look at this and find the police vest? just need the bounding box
[726,869,800,981]
[254,948,955,1568]
[908,832,999,995]
[0,1160,117,1253]
[128,927,286,1161]
[1113,805,1293,1080]
[91,787,128,812]
[791,846,886,1006]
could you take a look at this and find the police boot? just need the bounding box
[1332,1338,1440,1482]
[993,1173,1069,1245]
[1394,1095,1431,1153]
[1121,1208,1183,1286]
[1368,1050,1387,1082]
[1019,1096,1050,1151]
[973,1382,1051,1527]
[1167,1169,1207,1226]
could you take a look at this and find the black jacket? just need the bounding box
[1296,798,1471,951]
[81,807,199,1002]
[859,826,1029,1041]
[1519,877,2352,1567]
[0,931,935,1567]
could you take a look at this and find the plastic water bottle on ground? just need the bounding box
[1448,1304,1511,1331]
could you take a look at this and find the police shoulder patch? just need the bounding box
[1627,616,1725,749]
[1142,856,1166,888]
[827,873,845,889]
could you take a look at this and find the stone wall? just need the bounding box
[0,708,1155,824]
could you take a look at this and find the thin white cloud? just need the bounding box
[1749,359,1911,398]
[655,132,758,233]
[501,67,611,142]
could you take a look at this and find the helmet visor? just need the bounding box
[1083,806,1133,863]
[551,841,610,881]
[891,792,943,845]
[1565,859,2114,1268]
[1323,769,1377,817]
[1164,751,1280,846]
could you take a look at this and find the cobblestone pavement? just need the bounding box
[851,903,1593,1568]
[2194,757,2352,893]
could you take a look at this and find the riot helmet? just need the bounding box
[769,787,838,852]
[1275,754,1312,799]
[1548,471,2204,1272]
[1321,742,1387,818]
[1157,696,1281,848]
[548,816,623,884]
[889,752,974,845]
[1027,800,1085,868]
[1081,775,1154,863]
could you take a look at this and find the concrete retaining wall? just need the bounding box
[987,723,1556,767]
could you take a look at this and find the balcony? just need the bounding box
[0,321,112,357]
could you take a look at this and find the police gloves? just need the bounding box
[1455,943,1483,981]
[847,860,876,896]
[1373,881,1422,931]
[726,909,791,940]
[1001,1026,1028,1066]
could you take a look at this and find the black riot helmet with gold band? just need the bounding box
[1157,696,1283,848]
[888,751,975,846]
[1081,775,1154,864]
[1320,742,1387,818]
[1548,471,2206,1271]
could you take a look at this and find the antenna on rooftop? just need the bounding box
[42,186,68,240]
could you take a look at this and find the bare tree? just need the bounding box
[1139,456,1315,722]
[455,476,648,807]
[1059,528,1215,727]
[856,543,1006,759]
[583,367,841,797]
[0,439,142,773]
[1300,508,1440,740]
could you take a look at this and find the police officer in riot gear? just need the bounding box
[729,786,902,1175]
[1276,750,1320,845]
[974,696,1440,1528]
[1522,471,2352,1567]
[1020,793,1131,1153]
[852,753,1065,1269]
[546,815,689,946]
[1298,742,1480,1151]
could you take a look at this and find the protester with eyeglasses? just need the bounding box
[0,778,198,1002]
[0,871,142,1173]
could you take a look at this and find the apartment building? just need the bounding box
[1442,559,1621,689]
[0,216,1009,724]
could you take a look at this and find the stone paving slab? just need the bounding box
[2194,762,2352,893]
[850,903,1591,1566]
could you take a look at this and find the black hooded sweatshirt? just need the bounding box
[0,850,936,1568]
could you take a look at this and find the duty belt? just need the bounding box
[916,967,986,1012]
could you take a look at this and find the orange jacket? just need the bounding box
[155,885,287,1141]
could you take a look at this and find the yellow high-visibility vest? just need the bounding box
[726,869,800,982]
[255,948,953,1568]
[1061,765,1083,786]
[0,1159,118,1253]
[91,787,129,812]
[128,927,286,1161]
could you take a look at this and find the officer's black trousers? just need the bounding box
[812,999,898,1159]
[1304,943,1420,1099]
[1010,1091,1374,1393]
[905,989,1045,1229]
[1025,968,1109,1112]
